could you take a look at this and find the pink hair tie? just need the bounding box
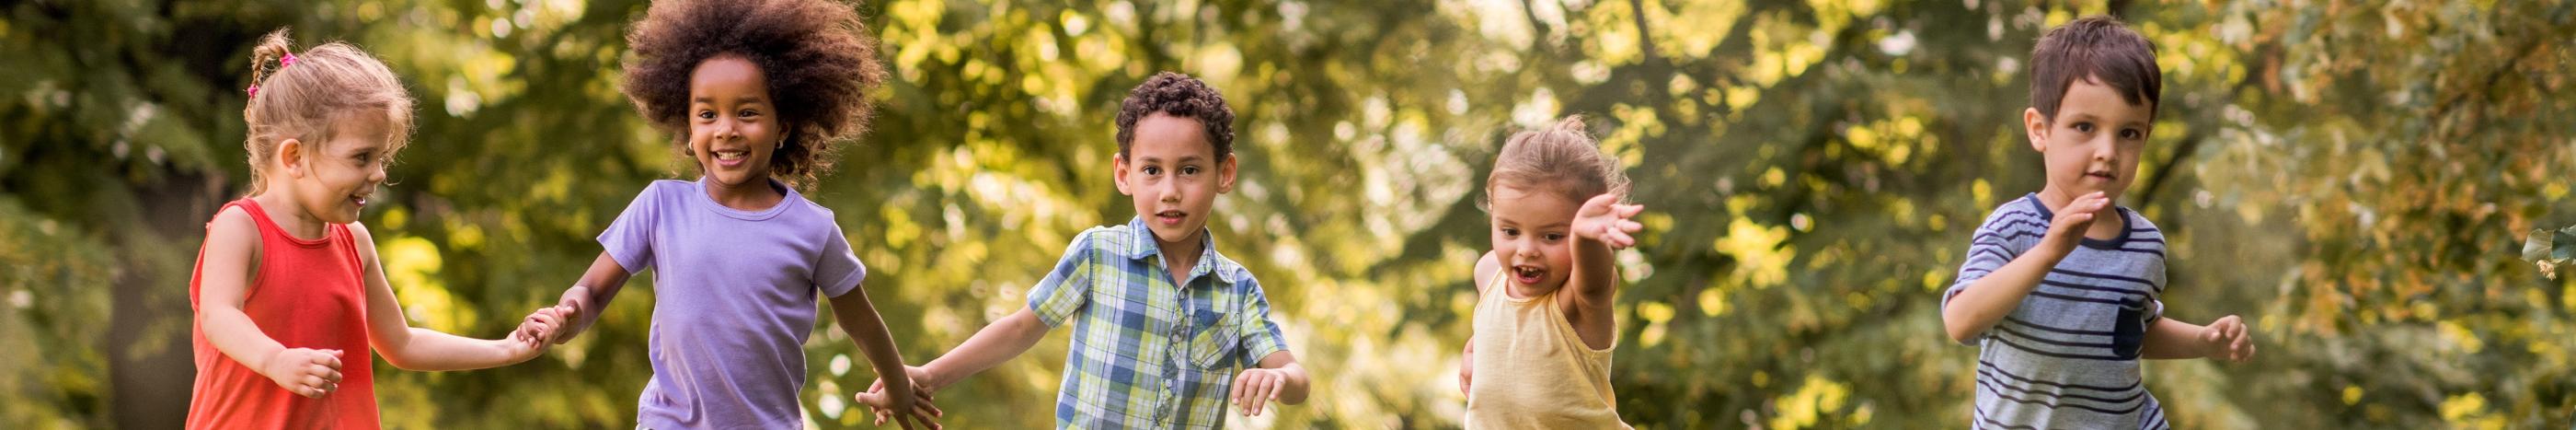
[247,52,296,98]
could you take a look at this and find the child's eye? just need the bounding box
[2071,122,2095,134]
[696,110,715,121]
[1142,166,1161,176]
[738,110,759,119]
[1545,233,1566,241]
[2119,128,2145,140]
[1501,228,1519,237]
[1181,166,1200,176]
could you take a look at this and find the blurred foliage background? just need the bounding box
[3,0,2572,428]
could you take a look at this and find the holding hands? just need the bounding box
[854,366,943,429]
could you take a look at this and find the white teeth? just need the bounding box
[714,151,747,161]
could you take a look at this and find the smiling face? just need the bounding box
[1114,113,1236,248]
[2026,76,2152,205]
[282,114,395,225]
[687,55,781,190]
[1488,182,1581,296]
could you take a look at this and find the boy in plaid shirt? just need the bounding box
[857,72,1310,429]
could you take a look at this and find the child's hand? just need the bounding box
[2200,315,2255,363]
[505,307,567,361]
[546,285,592,344]
[1572,193,1647,250]
[259,348,344,399]
[2042,192,2112,252]
[855,366,942,429]
[1230,367,1294,416]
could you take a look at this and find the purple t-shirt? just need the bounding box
[599,179,867,429]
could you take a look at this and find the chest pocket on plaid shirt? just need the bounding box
[1187,303,1243,370]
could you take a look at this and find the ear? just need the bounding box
[2022,107,2050,153]
[1216,156,1238,194]
[278,137,308,179]
[1111,153,1134,196]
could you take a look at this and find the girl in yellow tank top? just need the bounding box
[1460,116,1646,429]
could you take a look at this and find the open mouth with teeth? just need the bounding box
[1154,210,1187,227]
[350,193,370,209]
[711,149,751,168]
[1511,264,1547,285]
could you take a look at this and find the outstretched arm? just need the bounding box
[353,223,551,371]
[2142,315,2253,361]
[539,253,631,343]
[1563,193,1645,349]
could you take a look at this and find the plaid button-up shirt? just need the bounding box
[1027,217,1291,429]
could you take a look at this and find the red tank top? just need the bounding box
[186,198,380,429]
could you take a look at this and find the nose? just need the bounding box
[1156,176,1181,202]
[2090,134,2116,162]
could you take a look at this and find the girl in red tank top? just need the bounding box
[187,29,569,429]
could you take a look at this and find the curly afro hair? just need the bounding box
[621,0,887,190]
[1114,72,1236,160]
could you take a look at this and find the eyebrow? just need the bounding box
[1133,155,1207,164]
[690,96,766,104]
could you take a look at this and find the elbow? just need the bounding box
[1939,314,1981,344]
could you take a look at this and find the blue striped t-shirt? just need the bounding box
[1944,193,2171,429]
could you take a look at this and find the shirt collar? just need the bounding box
[1121,216,1241,285]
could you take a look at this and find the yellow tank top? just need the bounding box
[1465,268,1631,429]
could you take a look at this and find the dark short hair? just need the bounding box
[621,0,887,190]
[1114,72,1235,160]
[2030,16,2161,121]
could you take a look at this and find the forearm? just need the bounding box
[2140,318,2213,359]
[201,308,290,373]
[380,328,522,371]
[1569,237,1620,298]
[922,308,1049,389]
[828,290,913,396]
[1941,244,2068,342]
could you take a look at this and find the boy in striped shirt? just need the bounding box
[1939,16,2257,429]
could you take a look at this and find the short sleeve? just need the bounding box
[1234,273,1290,366]
[814,223,868,297]
[1942,209,2043,345]
[597,182,664,273]
[1026,230,1101,328]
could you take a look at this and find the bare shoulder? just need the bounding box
[1473,250,1500,295]
[205,205,260,252]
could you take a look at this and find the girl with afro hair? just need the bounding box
[522,0,939,427]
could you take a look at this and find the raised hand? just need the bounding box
[261,348,344,399]
[2041,191,2113,252]
[1571,193,1646,250]
[2200,315,2255,363]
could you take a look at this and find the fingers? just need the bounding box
[1259,372,1283,416]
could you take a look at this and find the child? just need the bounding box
[1938,16,2256,429]
[188,29,564,429]
[854,72,1311,428]
[1456,116,1645,428]
[526,0,937,428]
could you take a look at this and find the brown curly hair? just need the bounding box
[621,0,886,190]
[1114,72,1236,160]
